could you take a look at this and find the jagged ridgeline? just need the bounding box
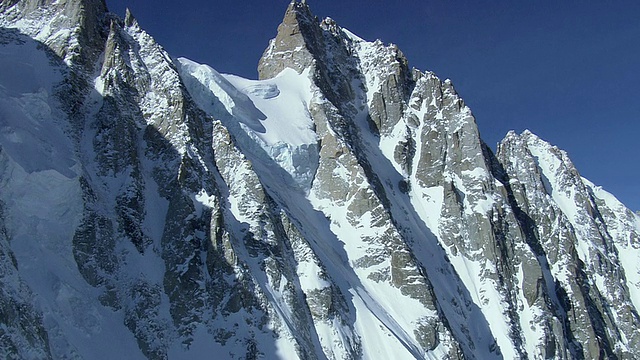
[0,0,638,359]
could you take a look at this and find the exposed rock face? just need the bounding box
[0,1,638,359]
[258,1,317,79]
[0,0,108,66]
[497,131,640,359]
[0,200,52,359]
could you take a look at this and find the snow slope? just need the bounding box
[0,27,145,360]
[177,58,319,192]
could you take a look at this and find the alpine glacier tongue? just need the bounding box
[0,0,638,359]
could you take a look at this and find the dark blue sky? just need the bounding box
[106,0,640,211]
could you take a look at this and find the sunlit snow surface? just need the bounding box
[223,70,316,147]
[177,58,319,191]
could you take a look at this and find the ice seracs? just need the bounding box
[177,57,319,192]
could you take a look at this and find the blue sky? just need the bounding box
[106,1,640,211]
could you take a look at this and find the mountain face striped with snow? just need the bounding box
[0,0,638,359]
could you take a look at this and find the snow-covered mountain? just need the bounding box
[1,0,638,359]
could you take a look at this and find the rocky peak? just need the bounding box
[124,7,136,27]
[0,0,108,34]
[257,0,320,79]
[320,16,340,35]
[0,0,108,67]
[497,128,640,358]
